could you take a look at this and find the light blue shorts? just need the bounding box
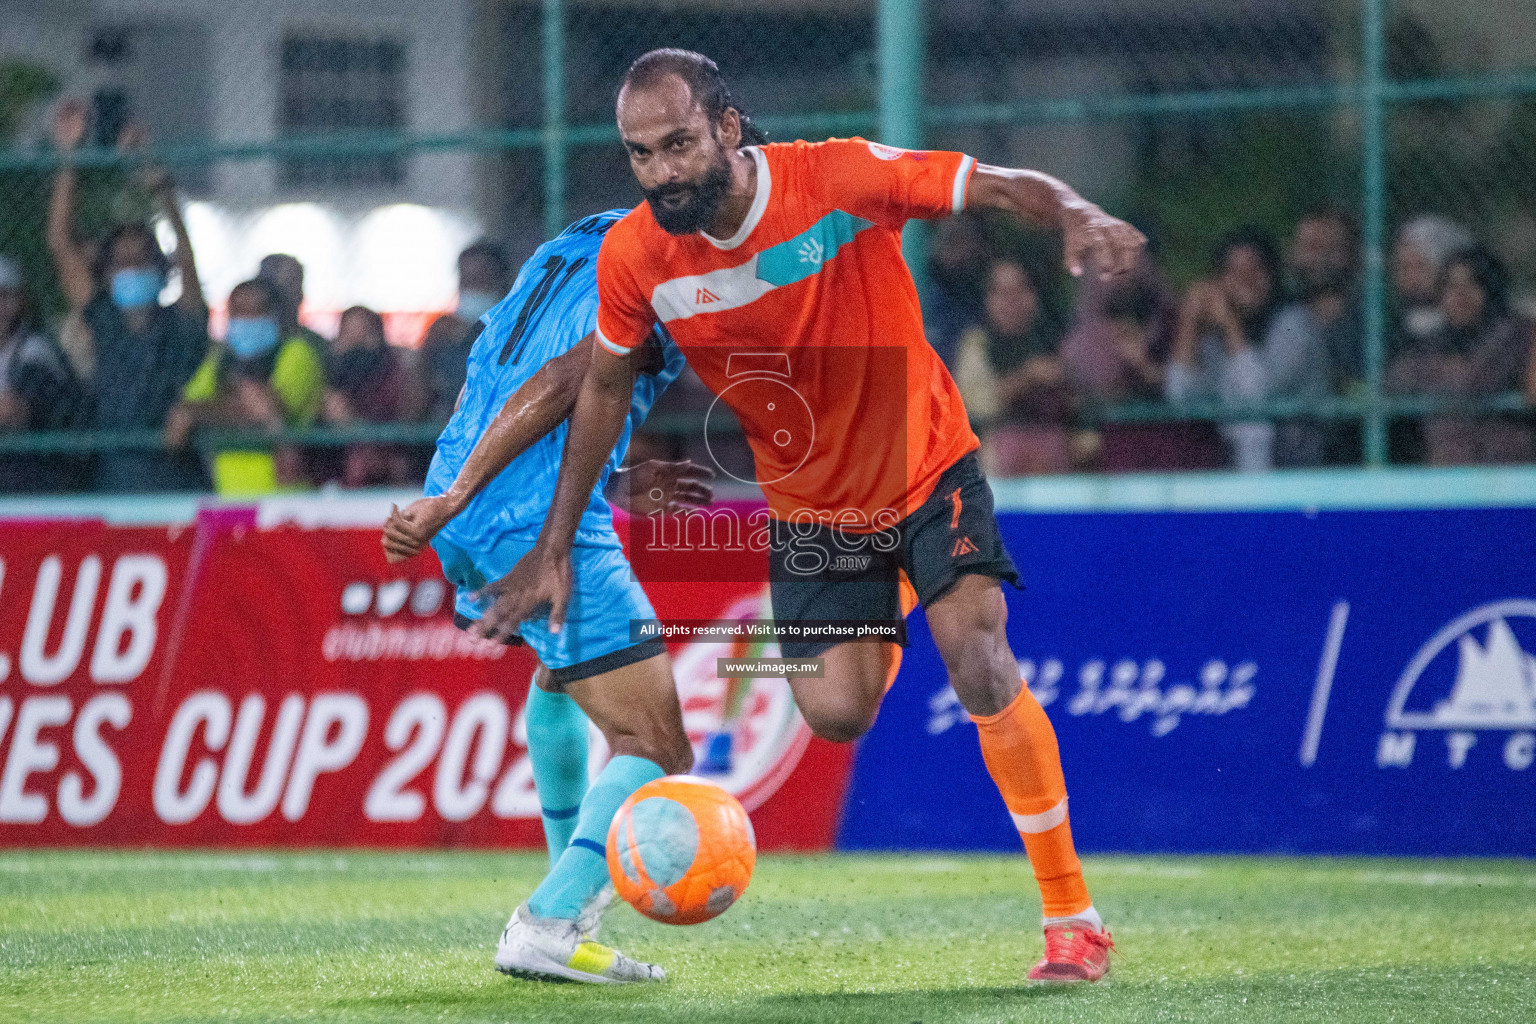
[431,531,664,684]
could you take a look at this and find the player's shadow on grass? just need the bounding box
[334,982,1081,1024]
[752,984,1083,1023]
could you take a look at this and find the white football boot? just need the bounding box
[494,901,665,984]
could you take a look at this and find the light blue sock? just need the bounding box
[523,682,591,867]
[527,754,664,920]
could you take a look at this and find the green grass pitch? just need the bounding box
[2,850,1532,1023]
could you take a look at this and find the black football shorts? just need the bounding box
[767,452,1021,658]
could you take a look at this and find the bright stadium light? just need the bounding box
[245,202,347,312]
[178,201,238,301]
[351,203,480,314]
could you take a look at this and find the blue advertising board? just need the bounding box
[838,506,1536,856]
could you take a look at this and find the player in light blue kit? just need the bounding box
[382,210,713,984]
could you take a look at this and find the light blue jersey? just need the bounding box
[426,210,685,552]
[424,211,683,679]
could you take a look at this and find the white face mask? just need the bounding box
[1405,306,1444,340]
[456,290,499,325]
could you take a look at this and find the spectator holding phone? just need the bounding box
[46,101,208,491]
[1167,227,1284,471]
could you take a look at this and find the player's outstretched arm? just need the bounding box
[468,344,639,639]
[382,336,595,563]
[965,164,1146,279]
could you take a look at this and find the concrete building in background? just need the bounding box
[1,0,489,335]
[4,0,1533,322]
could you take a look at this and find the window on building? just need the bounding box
[279,34,405,189]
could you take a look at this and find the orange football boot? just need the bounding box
[1027,923,1114,982]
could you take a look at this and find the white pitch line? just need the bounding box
[1300,600,1351,767]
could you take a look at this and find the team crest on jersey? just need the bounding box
[696,288,721,305]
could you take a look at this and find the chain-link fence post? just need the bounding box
[879,0,927,291]
[1361,0,1390,467]
[543,0,568,239]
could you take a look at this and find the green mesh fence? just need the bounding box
[0,0,1534,490]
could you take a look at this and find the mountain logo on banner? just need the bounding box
[1376,600,1536,771]
[1434,619,1536,726]
[1387,602,1536,730]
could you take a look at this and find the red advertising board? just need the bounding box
[0,509,850,849]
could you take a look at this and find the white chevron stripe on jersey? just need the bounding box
[649,255,777,323]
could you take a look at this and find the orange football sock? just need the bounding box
[972,683,1092,919]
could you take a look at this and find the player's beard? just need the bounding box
[643,153,734,236]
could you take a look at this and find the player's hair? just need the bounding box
[621,49,769,147]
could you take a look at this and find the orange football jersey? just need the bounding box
[596,138,980,528]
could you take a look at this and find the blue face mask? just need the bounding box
[226,317,281,359]
[110,268,164,310]
[456,289,499,325]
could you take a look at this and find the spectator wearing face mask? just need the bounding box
[318,305,415,487]
[1387,247,1535,466]
[0,254,86,491]
[165,277,325,494]
[420,239,511,422]
[1167,227,1285,471]
[47,101,209,492]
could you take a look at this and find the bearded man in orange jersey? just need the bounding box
[475,48,1145,983]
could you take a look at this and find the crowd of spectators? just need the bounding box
[927,204,1536,475]
[4,100,1536,493]
[0,103,520,495]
